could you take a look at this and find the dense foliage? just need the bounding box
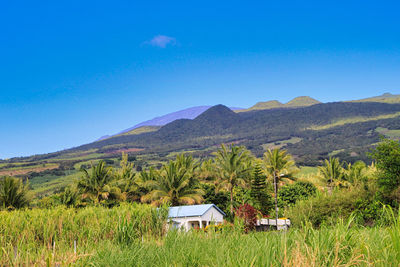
[278,181,317,207]
[370,138,400,204]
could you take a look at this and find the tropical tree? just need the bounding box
[142,154,204,206]
[250,164,273,215]
[318,157,344,193]
[60,185,80,207]
[344,161,367,185]
[370,138,400,194]
[196,159,217,183]
[78,160,122,204]
[213,144,253,214]
[261,148,298,221]
[115,153,141,202]
[0,176,31,210]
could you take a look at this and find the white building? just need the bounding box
[168,204,226,231]
[256,218,291,231]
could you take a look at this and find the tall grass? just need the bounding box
[82,220,400,266]
[2,204,400,266]
[0,203,168,266]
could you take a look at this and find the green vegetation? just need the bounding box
[117,126,161,136]
[308,111,400,130]
[0,204,168,265]
[4,100,400,195]
[213,144,252,214]
[142,154,204,206]
[0,176,31,209]
[376,127,400,139]
[2,138,400,265]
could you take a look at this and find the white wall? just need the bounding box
[169,207,224,231]
[202,206,224,223]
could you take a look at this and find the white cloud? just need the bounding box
[144,35,176,48]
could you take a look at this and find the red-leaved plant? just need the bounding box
[235,204,257,232]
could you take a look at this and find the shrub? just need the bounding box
[278,181,317,207]
[285,185,390,228]
[0,176,31,210]
[235,204,257,232]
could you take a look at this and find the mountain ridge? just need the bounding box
[238,96,321,112]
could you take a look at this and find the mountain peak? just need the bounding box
[286,96,321,107]
[381,93,394,97]
[252,100,283,110]
[194,104,239,127]
[240,96,320,112]
[196,104,237,118]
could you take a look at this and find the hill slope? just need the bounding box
[68,101,400,165]
[351,93,400,104]
[239,96,321,112]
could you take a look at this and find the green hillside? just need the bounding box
[239,96,321,112]
[286,96,321,107]
[4,96,400,195]
[242,100,283,111]
[117,126,161,136]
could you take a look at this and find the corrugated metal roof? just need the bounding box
[168,204,226,218]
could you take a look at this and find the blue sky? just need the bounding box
[1,0,399,159]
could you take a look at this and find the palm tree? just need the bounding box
[213,144,253,214]
[196,159,217,183]
[60,185,80,207]
[0,176,31,210]
[78,160,121,204]
[318,157,344,193]
[115,153,140,202]
[261,148,297,221]
[142,154,204,206]
[344,161,367,186]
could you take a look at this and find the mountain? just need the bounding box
[118,106,243,134]
[285,96,321,107]
[244,100,284,111]
[351,93,400,104]
[239,96,321,112]
[6,93,400,196]
[71,101,400,166]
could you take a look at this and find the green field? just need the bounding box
[307,112,400,130]
[1,204,400,266]
[261,137,302,151]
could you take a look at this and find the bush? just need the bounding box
[235,204,258,232]
[278,181,317,208]
[285,188,380,227]
[0,176,31,210]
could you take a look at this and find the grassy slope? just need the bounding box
[307,111,400,130]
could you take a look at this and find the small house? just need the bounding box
[168,204,226,231]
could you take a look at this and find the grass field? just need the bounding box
[307,112,400,130]
[376,127,400,139]
[0,163,59,176]
[32,171,80,196]
[261,137,302,151]
[1,204,400,266]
